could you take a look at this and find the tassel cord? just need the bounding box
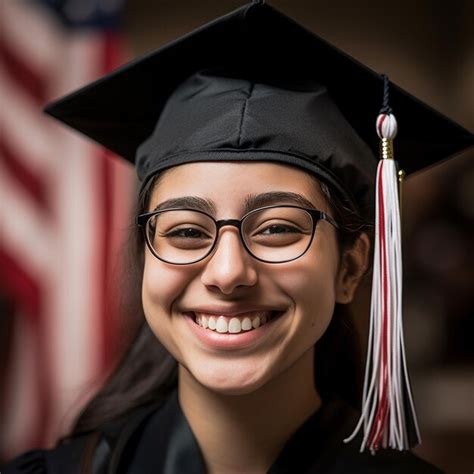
[344,158,421,452]
[370,163,391,449]
[344,162,385,451]
[385,159,421,449]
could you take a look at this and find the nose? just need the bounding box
[200,225,258,294]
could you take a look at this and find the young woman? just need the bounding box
[4,1,471,473]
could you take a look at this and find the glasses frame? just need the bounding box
[137,204,339,265]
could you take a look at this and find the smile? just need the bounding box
[193,311,279,334]
[182,309,286,350]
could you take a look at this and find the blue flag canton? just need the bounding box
[33,0,124,29]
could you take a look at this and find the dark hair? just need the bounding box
[60,168,373,468]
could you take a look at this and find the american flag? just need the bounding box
[0,0,133,459]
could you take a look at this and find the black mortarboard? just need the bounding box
[44,0,472,454]
[44,0,473,217]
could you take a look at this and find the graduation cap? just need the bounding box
[44,0,473,454]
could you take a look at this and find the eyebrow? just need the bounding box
[152,191,318,215]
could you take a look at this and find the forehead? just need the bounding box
[148,161,327,215]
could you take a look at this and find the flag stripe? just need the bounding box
[0,65,58,175]
[0,250,51,449]
[0,251,41,318]
[0,139,49,209]
[0,40,47,104]
[0,168,55,276]
[2,1,64,77]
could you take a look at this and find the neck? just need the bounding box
[178,346,321,474]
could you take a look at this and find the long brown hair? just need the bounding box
[61,169,373,452]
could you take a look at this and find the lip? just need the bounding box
[183,310,285,351]
[187,306,285,317]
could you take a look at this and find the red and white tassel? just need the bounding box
[344,109,421,453]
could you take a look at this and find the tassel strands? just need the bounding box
[344,75,421,453]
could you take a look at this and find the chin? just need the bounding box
[208,382,264,396]
[189,360,270,396]
[202,381,265,397]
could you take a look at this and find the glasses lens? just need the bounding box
[146,210,216,263]
[242,207,313,262]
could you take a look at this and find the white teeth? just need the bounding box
[241,317,252,330]
[194,311,277,334]
[216,317,228,333]
[228,318,241,333]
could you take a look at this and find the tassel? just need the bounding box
[344,75,421,453]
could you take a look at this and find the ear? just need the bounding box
[335,232,371,304]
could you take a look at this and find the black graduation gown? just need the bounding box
[2,388,443,473]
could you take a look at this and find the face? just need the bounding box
[142,161,347,395]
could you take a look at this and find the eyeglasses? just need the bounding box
[137,204,339,265]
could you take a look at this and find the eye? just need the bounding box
[253,218,307,236]
[165,227,210,239]
[259,224,301,235]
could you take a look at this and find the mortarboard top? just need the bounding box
[44,0,473,214]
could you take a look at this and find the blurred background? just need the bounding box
[1,0,473,472]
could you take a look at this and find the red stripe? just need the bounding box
[369,162,390,449]
[98,32,124,371]
[377,165,390,447]
[102,30,123,71]
[0,139,50,210]
[0,40,48,104]
[0,250,52,448]
[376,162,390,448]
[0,251,41,317]
[377,114,386,138]
[99,151,115,370]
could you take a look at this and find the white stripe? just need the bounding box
[0,168,55,279]
[0,64,59,174]
[1,1,64,77]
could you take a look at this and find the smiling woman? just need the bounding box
[3,1,472,473]
[58,159,372,472]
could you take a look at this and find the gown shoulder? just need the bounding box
[1,435,88,474]
[322,443,444,474]
[268,398,444,474]
[1,401,161,474]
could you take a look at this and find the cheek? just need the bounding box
[277,240,339,342]
[282,263,336,333]
[141,254,191,351]
[142,257,184,309]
